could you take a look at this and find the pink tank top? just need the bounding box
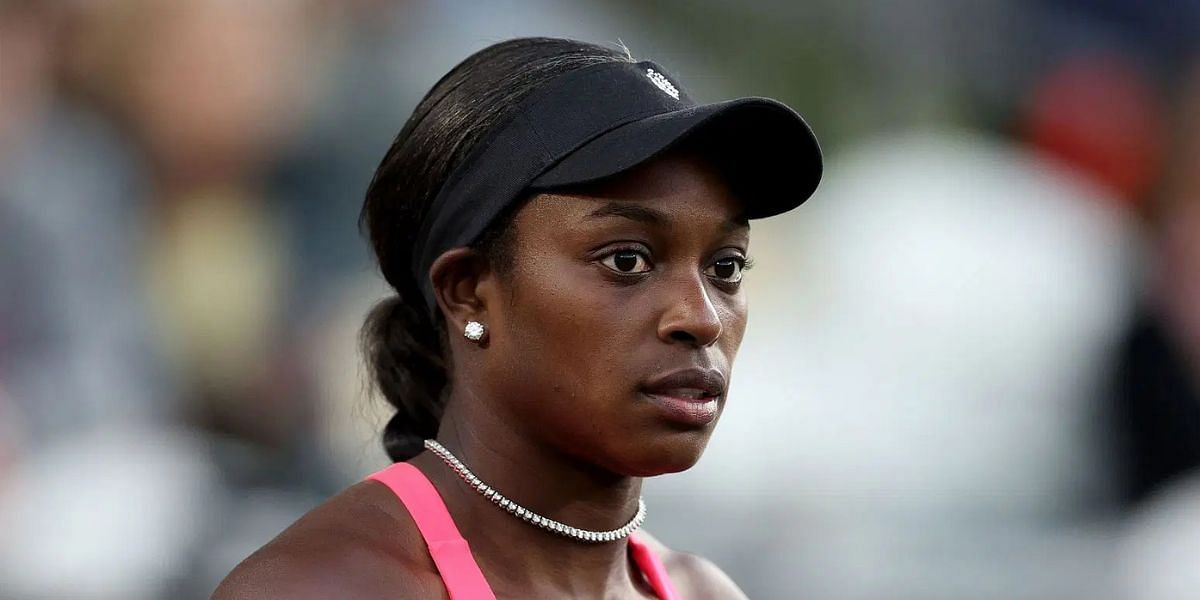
[367,462,681,600]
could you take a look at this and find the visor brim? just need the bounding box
[529,97,822,218]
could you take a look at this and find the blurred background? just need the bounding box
[2,0,1199,598]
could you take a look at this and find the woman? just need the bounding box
[215,37,821,599]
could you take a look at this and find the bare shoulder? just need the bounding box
[212,480,446,600]
[636,531,749,600]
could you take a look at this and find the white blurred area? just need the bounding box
[3,0,1200,598]
[1119,473,1200,600]
[0,427,217,598]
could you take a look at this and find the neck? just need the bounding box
[410,400,650,596]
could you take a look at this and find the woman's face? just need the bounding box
[480,153,750,476]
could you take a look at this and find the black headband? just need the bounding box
[411,59,822,315]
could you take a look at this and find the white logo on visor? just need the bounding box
[645,68,679,99]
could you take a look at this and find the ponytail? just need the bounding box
[360,294,446,461]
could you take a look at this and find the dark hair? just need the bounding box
[359,38,634,461]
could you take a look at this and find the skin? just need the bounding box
[213,153,753,599]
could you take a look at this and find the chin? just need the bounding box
[618,429,715,477]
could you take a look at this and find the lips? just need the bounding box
[640,368,727,426]
[642,368,726,398]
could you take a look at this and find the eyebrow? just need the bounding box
[585,202,749,233]
[586,203,669,227]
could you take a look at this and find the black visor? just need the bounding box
[411,60,822,312]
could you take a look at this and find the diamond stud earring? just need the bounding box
[463,320,487,343]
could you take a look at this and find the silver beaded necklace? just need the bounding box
[423,439,647,543]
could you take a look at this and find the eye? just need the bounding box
[600,249,653,274]
[704,256,747,283]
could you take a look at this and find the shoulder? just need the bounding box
[212,479,446,599]
[635,531,749,600]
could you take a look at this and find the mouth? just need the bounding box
[650,388,717,400]
[640,368,727,427]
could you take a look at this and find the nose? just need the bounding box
[656,273,723,347]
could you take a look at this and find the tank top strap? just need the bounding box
[368,462,681,599]
[367,462,497,600]
[627,533,682,600]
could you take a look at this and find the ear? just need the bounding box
[429,247,496,337]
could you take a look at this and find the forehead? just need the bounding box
[517,153,747,227]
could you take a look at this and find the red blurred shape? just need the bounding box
[1023,54,1165,207]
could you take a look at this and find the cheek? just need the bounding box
[720,294,749,357]
[490,260,644,407]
